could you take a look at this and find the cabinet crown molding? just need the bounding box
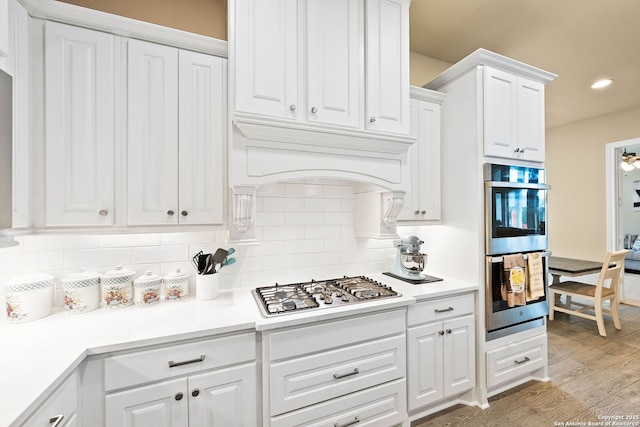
[424,48,557,91]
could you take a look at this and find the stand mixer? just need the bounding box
[389,235,428,281]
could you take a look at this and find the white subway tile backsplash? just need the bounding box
[262,197,305,212]
[63,248,131,269]
[305,225,342,239]
[0,182,400,297]
[285,212,324,226]
[284,182,324,198]
[23,234,98,251]
[98,233,161,248]
[131,245,189,264]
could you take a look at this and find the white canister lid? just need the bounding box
[102,265,136,279]
[63,268,99,284]
[164,267,189,281]
[134,271,162,285]
[5,272,54,293]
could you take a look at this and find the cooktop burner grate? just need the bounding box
[252,275,400,317]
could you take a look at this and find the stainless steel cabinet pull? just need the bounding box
[514,148,521,153]
[192,389,200,397]
[514,356,531,365]
[520,148,526,153]
[311,106,317,113]
[446,329,452,334]
[334,416,360,427]
[439,330,445,336]
[370,116,376,123]
[168,355,205,368]
[435,307,454,313]
[98,209,108,216]
[414,210,420,214]
[421,210,426,214]
[333,368,359,379]
[167,210,175,216]
[175,392,184,401]
[290,104,296,111]
[49,415,64,427]
[181,210,188,216]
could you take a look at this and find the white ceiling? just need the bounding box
[409,0,640,129]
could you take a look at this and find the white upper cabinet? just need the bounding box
[306,0,361,128]
[365,0,409,134]
[233,0,297,119]
[399,88,445,222]
[178,50,226,226]
[44,21,115,227]
[232,0,409,136]
[127,39,179,225]
[483,66,545,162]
[128,40,226,226]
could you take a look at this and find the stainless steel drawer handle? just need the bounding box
[168,355,205,368]
[333,368,359,379]
[334,416,360,427]
[49,415,64,427]
[435,307,454,313]
[514,356,531,365]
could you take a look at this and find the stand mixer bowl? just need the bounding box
[401,252,427,275]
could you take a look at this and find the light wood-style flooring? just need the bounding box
[412,302,640,427]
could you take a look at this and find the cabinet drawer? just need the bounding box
[270,379,406,427]
[486,334,547,388]
[104,332,255,391]
[270,334,406,415]
[408,293,474,326]
[267,309,406,361]
[23,371,78,427]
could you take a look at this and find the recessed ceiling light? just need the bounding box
[591,79,613,89]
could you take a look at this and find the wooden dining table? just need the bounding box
[548,256,603,285]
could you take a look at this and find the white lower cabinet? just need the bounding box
[105,364,256,427]
[102,332,257,427]
[486,333,547,388]
[22,370,79,427]
[407,293,476,412]
[263,309,407,426]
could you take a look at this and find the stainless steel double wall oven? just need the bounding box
[484,163,551,340]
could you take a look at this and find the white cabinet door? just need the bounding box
[306,0,361,128]
[44,22,115,226]
[127,39,179,225]
[365,0,410,135]
[4,0,29,228]
[188,363,257,427]
[399,97,441,222]
[407,321,443,410]
[178,50,225,225]
[233,0,298,119]
[483,67,545,162]
[443,314,476,397]
[105,377,188,427]
[517,78,545,162]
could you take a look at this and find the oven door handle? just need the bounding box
[486,181,550,190]
[488,250,552,263]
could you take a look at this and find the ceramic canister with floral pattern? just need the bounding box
[100,266,135,309]
[163,267,189,301]
[134,271,162,306]
[62,268,100,314]
[5,272,54,323]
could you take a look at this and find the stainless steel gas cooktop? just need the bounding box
[252,275,400,317]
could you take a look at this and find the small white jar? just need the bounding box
[5,272,54,323]
[100,265,135,309]
[134,271,162,306]
[163,268,189,301]
[62,268,100,314]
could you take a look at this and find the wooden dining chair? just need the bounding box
[548,249,629,337]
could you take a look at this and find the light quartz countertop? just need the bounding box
[0,272,477,426]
